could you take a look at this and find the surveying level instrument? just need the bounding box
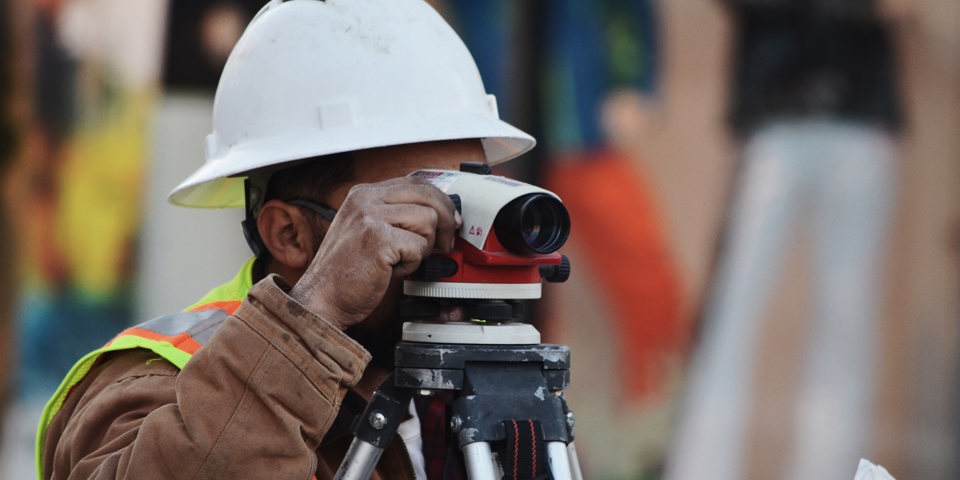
[333,164,583,480]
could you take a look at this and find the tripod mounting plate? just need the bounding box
[401,321,540,345]
[394,340,570,392]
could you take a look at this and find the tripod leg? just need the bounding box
[546,442,574,480]
[462,441,502,479]
[333,373,412,480]
[565,442,584,480]
[334,440,384,480]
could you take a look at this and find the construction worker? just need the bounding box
[37,0,534,478]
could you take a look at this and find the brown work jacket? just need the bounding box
[41,275,418,479]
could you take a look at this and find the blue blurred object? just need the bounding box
[444,0,660,151]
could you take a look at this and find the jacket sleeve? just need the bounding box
[43,275,372,479]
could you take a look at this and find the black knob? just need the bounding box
[448,194,462,214]
[539,255,571,283]
[459,162,492,175]
[416,256,459,281]
[469,300,516,322]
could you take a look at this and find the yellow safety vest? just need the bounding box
[35,258,256,479]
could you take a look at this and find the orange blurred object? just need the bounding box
[548,149,688,401]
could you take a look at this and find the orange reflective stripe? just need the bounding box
[107,327,203,355]
[188,300,242,316]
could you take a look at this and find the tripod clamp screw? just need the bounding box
[450,415,463,433]
[566,411,576,429]
[368,411,388,430]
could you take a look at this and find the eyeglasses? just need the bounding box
[285,198,338,222]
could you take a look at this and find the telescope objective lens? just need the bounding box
[494,193,570,254]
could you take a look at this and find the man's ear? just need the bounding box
[256,199,317,270]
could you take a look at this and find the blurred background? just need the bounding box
[0,0,957,479]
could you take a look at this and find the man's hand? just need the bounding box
[289,177,460,330]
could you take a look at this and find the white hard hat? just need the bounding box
[168,0,536,208]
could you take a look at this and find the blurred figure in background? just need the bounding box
[665,1,903,479]
[0,1,164,476]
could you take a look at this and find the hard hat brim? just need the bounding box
[168,112,535,208]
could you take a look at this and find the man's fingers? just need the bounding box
[367,203,437,241]
[386,228,432,278]
[345,179,459,251]
[365,178,456,218]
[296,176,463,329]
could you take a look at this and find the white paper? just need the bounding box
[854,459,895,480]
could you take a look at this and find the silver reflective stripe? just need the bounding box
[135,309,229,347]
